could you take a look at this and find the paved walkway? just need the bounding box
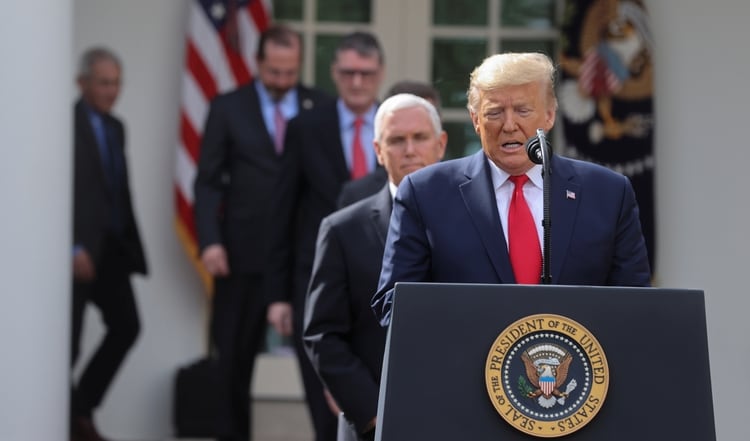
[252,399,312,441]
[123,399,312,441]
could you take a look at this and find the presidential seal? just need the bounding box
[485,314,609,437]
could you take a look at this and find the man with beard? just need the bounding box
[265,31,386,441]
[193,24,329,441]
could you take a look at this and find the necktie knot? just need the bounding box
[509,174,529,188]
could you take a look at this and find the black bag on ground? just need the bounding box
[173,356,220,437]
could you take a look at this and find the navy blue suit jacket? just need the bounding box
[372,151,651,325]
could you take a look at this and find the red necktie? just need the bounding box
[273,104,285,155]
[508,175,541,284]
[351,117,367,179]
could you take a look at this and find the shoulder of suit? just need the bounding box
[211,84,256,107]
[103,111,124,126]
[555,154,625,182]
[297,84,332,102]
[407,154,473,185]
[291,97,337,126]
[325,191,382,226]
[347,169,387,191]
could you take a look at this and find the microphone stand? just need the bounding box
[536,129,552,285]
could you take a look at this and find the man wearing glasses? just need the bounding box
[265,31,385,441]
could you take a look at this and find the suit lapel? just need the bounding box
[296,86,318,114]
[243,85,276,153]
[102,115,126,189]
[458,152,514,282]
[76,101,116,196]
[328,104,350,182]
[369,185,393,245]
[548,157,580,283]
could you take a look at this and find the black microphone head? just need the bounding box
[525,136,543,164]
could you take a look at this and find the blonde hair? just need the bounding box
[466,52,557,114]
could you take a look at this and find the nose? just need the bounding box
[351,73,363,87]
[501,113,517,133]
[403,138,417,155]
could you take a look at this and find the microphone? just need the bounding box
[525,130,550,165]
[526,129,552,284]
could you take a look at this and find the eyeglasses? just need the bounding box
[336,68,379,80]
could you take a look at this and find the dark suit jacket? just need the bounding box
[266,99,356,303]
[73,100,146,274]
[193,82,329,273]
[372,151,651,325]
[336,167,387,209]
[304,185,391,432]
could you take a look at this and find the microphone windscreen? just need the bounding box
[525,136,543,164]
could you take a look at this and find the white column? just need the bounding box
[0,2,73,440]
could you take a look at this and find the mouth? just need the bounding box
[501,141,524,151]
[402,163,423,171]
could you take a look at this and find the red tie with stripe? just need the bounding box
[351,117,367,179]
[508,175,541,284]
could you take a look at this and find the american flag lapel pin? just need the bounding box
[566,189,576,200]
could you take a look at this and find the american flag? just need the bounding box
[174,0,271,292]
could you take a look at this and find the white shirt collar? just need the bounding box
[486,157,543,190]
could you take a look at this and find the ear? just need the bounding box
[545,102,557,131]
[437,130,448,160]
[76,76,86,93]
[374,140,385,166]
[470,111,480,134]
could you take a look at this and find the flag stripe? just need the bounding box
[176,186,197,240]
[188,1,237,91]
[181,72,209,141]
[238,7,261,74]
[175,144,197,205]
[180,111,201,162]
[221,36,252,85]
[248,0,270,33]
[186,41,219,99]
[176,0,270,294]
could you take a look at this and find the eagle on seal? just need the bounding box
[521,351,573,400]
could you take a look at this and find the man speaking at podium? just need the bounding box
[372,52,651,326]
